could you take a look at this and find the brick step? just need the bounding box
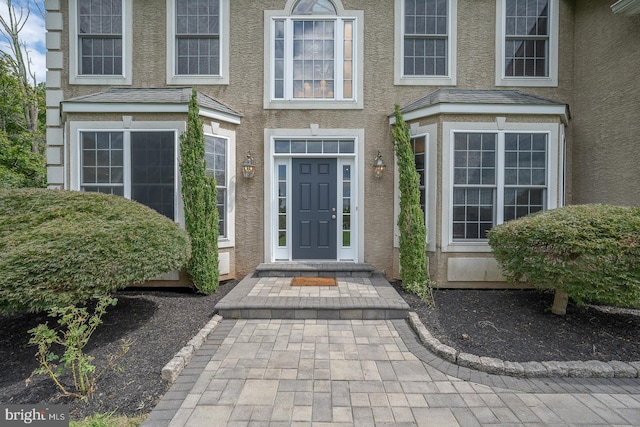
[214,273,409,320]
[254,262,375,278]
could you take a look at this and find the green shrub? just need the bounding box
[0,188,191,313]
[488,204,640,308]
[391,105,432,300]
[180,89,219,294]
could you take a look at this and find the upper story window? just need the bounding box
[496,0,559,87]
[167,0,229,85]
[70,0,132,84]
[176,0,220,75]
[395,0,457,86]
[78,0,122,75]
[265,0,363,109]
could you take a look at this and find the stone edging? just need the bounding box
[407,311,640,379]
[161,314,224,383]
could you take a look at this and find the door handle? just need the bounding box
[332,215,336,219]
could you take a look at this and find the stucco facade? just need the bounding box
[45,0,640,286]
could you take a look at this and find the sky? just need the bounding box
[0,0,46,83]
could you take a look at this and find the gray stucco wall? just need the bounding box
[572,0,640,207]
[50,0,609,284]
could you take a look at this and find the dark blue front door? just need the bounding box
[292,158,337,260]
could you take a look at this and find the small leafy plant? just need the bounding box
[28,295,131,399]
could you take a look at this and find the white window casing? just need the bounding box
[203,122,236,248]
[495,0,559,87]
[394,0,458,86]
[264,0,364,109]
[68,0,133,85]
[166,0,230,85]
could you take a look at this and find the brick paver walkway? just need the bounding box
[142,276,640,427]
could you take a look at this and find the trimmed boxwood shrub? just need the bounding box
[488,204,640,308]
[0,188,191,313]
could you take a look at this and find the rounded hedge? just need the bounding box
[0,189,191,313]
[488,204,640,308]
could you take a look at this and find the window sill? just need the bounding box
[394,75,457,86]
[70,75,131,86]
[496,76,558,88]
[265,99,363,110]
[441,241,493,253]
[167,75,229,86]
[218,238,234,249]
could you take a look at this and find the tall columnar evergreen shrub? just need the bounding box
[391,105,430,297]
[180,90,219,294]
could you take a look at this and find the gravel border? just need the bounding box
[407,311,640,378]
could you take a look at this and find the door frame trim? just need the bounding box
[264,127,365,263]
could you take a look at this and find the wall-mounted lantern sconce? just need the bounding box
[373,151,386,178]
[242,151,256,178]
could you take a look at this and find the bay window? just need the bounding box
[452,131,548,241]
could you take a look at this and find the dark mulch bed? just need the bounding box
[1,279,639,420]
[0,280,236,420]
[391,282,640,363]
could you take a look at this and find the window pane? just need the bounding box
[504,0,549,77]
[404,0,448,76]
[78,0,123,75]
[175,0,220,75]
[130,132,175,220]
[292,20,335,99]
[503,189,545,222]
[81,131,124,191]
[453,133,495,185]
[450,188,496,240]
[505,133,547,186]
[292,0,337,15]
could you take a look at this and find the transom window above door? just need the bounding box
[265,0,363,109]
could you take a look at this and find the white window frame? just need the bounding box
[394,0,458,86]
[166,0,230,85]
[203,122,236,248]
[264,0,364,109]
[68,0,133,85]
[393,123,437,252]
[495,0,559,87]
[441,120,562,252]
[69,120,184,223]
[264,126,365,262]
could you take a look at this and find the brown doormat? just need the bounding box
[290,277,337,286]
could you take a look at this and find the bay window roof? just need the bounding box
[391,89,570,125]
[62,87,242,124]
